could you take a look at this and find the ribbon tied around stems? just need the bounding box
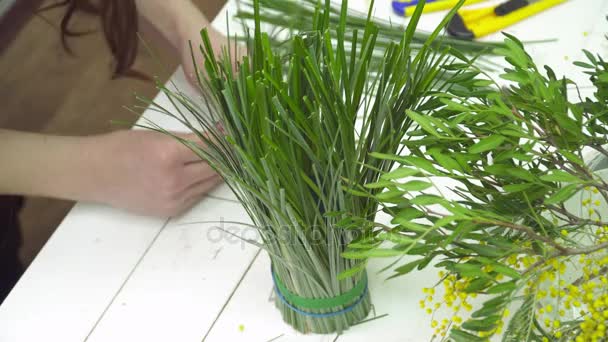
[271,267,369,318]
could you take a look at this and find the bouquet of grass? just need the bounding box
[355,33,608,340]
[143,0,469,334]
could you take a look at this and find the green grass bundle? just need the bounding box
[144,0,466,334]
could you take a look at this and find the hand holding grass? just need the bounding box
[90,130,221,216]
[0,130,220,217]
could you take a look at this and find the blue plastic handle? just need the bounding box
[391,0,440,15]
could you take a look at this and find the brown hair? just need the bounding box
[42,0,145,79]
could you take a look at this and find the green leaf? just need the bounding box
[409,194,447,206]
[342,248,405,259]
[583,49,597,64]
[503,294,537,341]
[460,243,504,257]
[468,135,506,154]
[393,258,424,275]
[545,184,579,205]
[492,263,521,279]
[392,207,425,221]
[559,150,584,166]
[486,280,517,294]
[428,149,462,172]
[454,263,490,279]
[574,61,594,69]
[502,34,529,68]
[464,278,491,292]
[474,79,494,87]
[376,189,406,201]
[500,70,529,83]
[461,316,499,332]
[400,156,442,175]
[450,328,486,342]
[381,167,421,180]
[370,153,441,175]
[407,110,441,137]
[503,183,533,193]
[398,180,433,192]
[540,170,583,183]
[433,215,460,228]
[392,217,430,233]
[364,180,394,189]
[441,98,472,112]
[378,232,415,244]
[337,261,368,280]
[471,305,502,318]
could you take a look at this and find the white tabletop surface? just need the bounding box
[1,1,607,341]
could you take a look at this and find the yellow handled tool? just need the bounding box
[447,0,567,39]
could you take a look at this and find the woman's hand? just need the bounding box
[91,130,221,217]
[0,129,221,217]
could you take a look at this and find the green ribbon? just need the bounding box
[272,270,368,310]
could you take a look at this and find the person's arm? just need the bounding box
[135,0,242,85]
[0,1,230,217]
[0,129,220,217]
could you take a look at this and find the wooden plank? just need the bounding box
[0,203,167,342]
[204,253,339,342]
[86,198,259,342]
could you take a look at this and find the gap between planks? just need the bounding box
[201,248,262,341]
[83,216,172,341]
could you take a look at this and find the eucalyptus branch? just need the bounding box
[510,105,544,136]
[548,153,586,179]
[473,219,569,253]
[562,241,608,256]
[548,204,608,227]
[591,144,608,159]
[524,242,608,277]
[571,266,608,287]
[374,222,393,233]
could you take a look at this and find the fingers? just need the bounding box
[175,132,201,142]
[180,161,217,188]
[172,175,223,215]
[167,132,206,163]
[180,174,223,201]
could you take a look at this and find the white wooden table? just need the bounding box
[1,1,606,341]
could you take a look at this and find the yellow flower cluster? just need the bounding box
[572,254,608,341]
[528,253,608,341]
[421,271,477,338]
[582,187,602,218]
[531,261,567,339]
[592,225,608,244]
[418,185,608,341]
